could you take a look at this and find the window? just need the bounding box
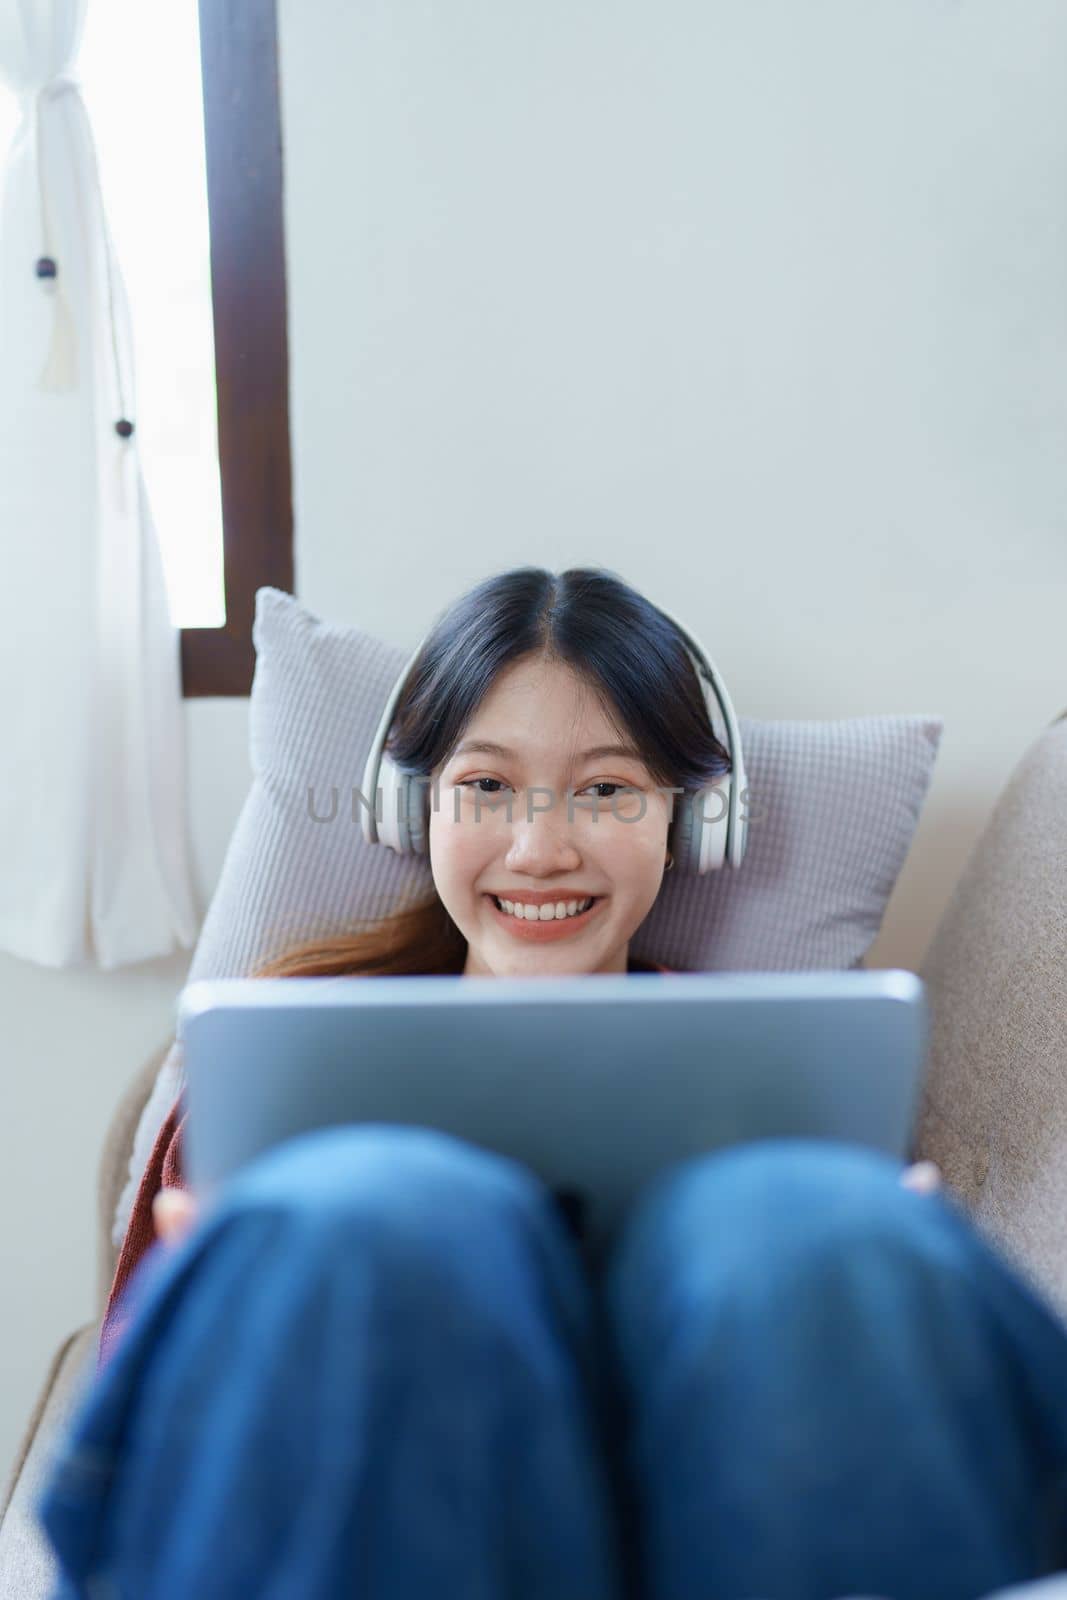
[80,0,225,633]
[183,0,294,696]
[0,0,294,696]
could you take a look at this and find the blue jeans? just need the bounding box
[37,1129,1067,1600]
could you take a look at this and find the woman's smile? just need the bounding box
[483,892,607,942]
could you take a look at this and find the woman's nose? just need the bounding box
[504,791,582,867]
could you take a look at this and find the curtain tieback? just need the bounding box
[29,72,135,511]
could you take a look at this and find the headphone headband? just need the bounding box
[360,601,747,873]
[649,601,748,871]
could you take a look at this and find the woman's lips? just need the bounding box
[484,894,605,942]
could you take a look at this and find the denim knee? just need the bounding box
[37,1128,619,1600]
[604,1136,968,1352]
[597,1153,1067,1598]
[203,1125,593,1360]
[616,1133,925,1245]
[221,1123,550,1239]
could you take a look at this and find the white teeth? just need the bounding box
[495,896,593,920]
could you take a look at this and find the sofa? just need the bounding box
[2,708,1066,1600]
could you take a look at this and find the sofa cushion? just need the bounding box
[113,586,943,1248]
[0,1323,97,1600]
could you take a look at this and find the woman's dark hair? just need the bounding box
[253,566,731,980]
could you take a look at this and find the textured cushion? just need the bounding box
[912,713,1067,1320]
[114,587,943,1247]
[0,1323,97,1600]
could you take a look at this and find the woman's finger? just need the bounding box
[152,1187,199,1245]
[899,1160,942,1194]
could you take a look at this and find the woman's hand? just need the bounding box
[152,1186,200,1246]
[899,1160,941,1194]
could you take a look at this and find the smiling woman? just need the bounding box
[431,650,680,975]
[254,563,733,981]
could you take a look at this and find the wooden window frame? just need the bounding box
[181,0,294,697]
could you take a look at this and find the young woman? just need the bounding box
[37,567,1067,1600]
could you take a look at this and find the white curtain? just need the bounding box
[0,0,201,968]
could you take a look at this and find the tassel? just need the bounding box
[36,271,80,392]
[32,73,81,394]
[111,432,131,512]
[113,439,126,516]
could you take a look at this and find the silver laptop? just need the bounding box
[176,969,929,1259]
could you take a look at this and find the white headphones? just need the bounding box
[360,600,748,874]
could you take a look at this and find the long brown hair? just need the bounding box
[251,893,466,979]
[249,565,731,981]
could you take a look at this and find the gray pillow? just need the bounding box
[114,586,943,1246]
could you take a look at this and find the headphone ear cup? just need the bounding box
[702,776,731,872]
[669,790,699,874]
[726,753,749,869]
[671,779,731,873]
[377,752,429,857]
[375,751,405,854]
[405,775,430,857]
[734,798,749,867]
[394,773,413,855]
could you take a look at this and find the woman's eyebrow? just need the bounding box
[452,739,645,763]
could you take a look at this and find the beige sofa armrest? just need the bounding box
[912,710,1067,1320]
[0,1320,98,1581]
[0,1040,173,1589]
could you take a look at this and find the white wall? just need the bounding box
[4,0,1067,1481]
[278,0,1067,963]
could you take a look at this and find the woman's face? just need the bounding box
[429,654,674,977]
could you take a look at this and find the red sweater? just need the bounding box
[99,957,674,1369]
[99,1092,189,1371]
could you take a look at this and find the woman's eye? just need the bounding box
[457,778,636,800]
[578,782,633,799]
[459,777,511,794]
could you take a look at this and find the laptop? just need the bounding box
[176,969,929,1260]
